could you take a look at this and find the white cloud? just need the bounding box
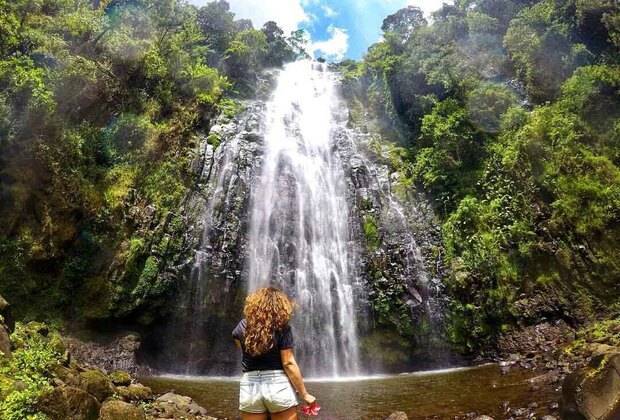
[311,25,349,60]
[322,5,338,18]
[188,0,309,34]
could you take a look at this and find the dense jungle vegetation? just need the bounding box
[340,0,620,350]
[0,0,305,322]
[0,0,619,357]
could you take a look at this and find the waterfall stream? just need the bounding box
[246,60,360,376]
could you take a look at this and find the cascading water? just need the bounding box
[246,60,360,377]
[148,59,448,377]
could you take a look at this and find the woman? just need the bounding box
[232,287,316,420]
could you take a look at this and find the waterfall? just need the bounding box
[246,60,360,377]
[148,60,446,377]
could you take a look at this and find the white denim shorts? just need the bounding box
[239,369,298,413]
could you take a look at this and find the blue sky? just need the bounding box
[188,0,447,60]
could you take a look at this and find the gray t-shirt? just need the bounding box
[232,319,294,372]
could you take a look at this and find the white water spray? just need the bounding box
[246,60,360,377]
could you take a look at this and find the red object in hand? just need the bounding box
[300,401,321,416]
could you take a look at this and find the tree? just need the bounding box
[261,21,295,67]
[197,0,236,57]
[381,6,427,40]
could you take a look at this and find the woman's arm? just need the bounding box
[280,348,316,404]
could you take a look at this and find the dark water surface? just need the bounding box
[142,364,559,419]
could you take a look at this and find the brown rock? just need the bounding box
[116,383,153,402]
[0,294,14,332]
[0,323,11,358]
[79,369,114,402]
[153,392,210,418]
[99,399,145,420]
[64,333,146,375]
[38,385,100,420]
[385,412,408,420]
[109,370,132,386]
[561,352,620,420]
[54,365,82,387]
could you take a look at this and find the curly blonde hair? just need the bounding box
[244,287,294,356]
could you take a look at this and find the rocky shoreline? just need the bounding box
[0,296,218,420]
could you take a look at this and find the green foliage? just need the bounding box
[0,322,64,420]
[344,0,620,351]
[362,215,381,251]
[504,0,595,102]
[0,0,297,322]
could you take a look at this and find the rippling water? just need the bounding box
[142,364,559,419]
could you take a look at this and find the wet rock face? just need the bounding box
[64,334,145,375]
[333,120,450,369]
[141,68,448,374]
[143,101,267,375]
[561,351,620,420]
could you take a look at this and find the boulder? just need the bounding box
[79,369,115,402]
[0,323,10,358]
[109,370,132,386]
[385,412,408,420]
[116,383,153,402]
[474,416,495,420]
[54,365,82,387]
[0,294,14,332]
[99,399,146,420]
[561,352,620,420]
[38,385,100,420]
[152,392,210,418]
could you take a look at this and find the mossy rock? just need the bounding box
[53,365,81,387]
[0,323,11,358]
[99,399,145,420]
[38,385,100,420]
[79,369,114,402]
[109,370,132,386]
[0,374,15,400]
[116,383,152,402]
[561,352,620,420]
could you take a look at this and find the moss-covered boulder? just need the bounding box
[99,399,146,420]
[54,365,82,387]
[109,370,132,386]
[38,385,100,420]
[78,369,114,402]
[561,352,620,419]
[116,383,153,402]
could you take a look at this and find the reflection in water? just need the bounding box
[142,364,559,419]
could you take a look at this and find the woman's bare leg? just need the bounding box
[241,412,269,420]
[271,406,298,420]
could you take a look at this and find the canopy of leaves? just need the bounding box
[344,0,620,351]
[0,0,300,321]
